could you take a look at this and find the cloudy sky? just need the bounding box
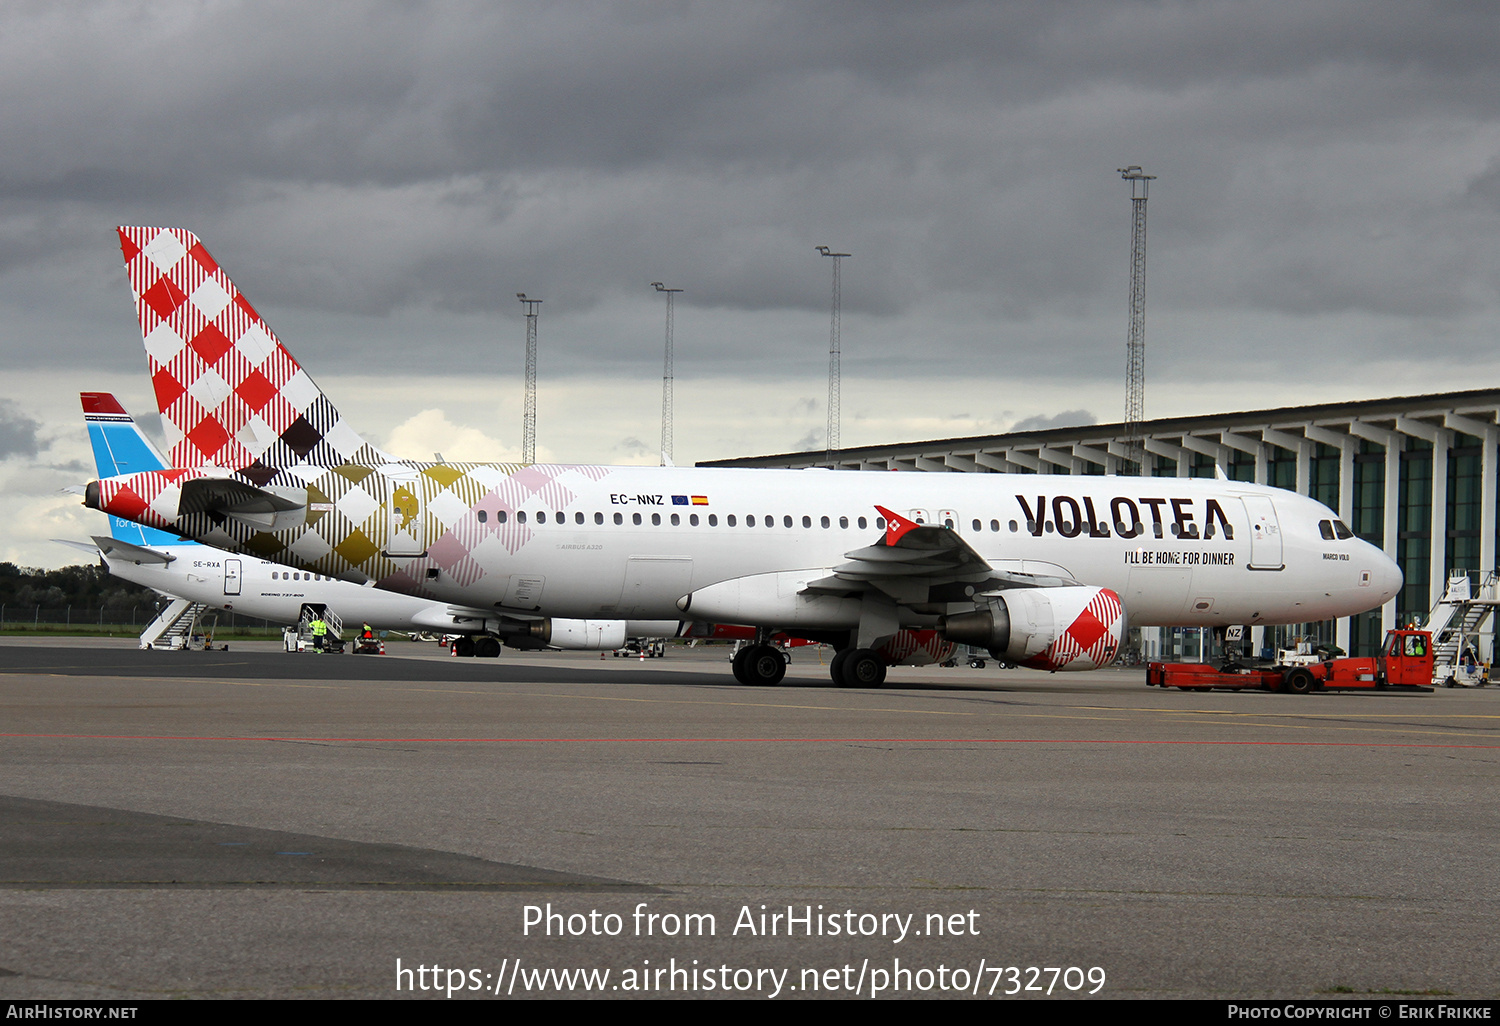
[4,0,1500,567]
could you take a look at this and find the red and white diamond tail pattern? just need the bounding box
[116,227,385,475]
[1022,588,1124,672]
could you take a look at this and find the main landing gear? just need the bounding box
[828,648,886,688]
[451,635,502,657]
[732,644,787,686]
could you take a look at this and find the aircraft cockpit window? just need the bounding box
[1333,520,1353,539]
[1319,520,1335,540]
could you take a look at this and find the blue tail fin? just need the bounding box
[82,392,198,548]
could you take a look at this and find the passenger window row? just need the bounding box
[472,509,893,530]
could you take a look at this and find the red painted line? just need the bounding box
[0,733,1495,749]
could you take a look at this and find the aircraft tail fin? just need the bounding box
[114,227,387,480]
[81,391,195,548]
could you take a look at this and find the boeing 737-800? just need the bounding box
[84,227,1402,687]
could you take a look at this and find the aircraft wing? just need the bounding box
[52,538,108,558]
[831,505,993,581]
[802,505,1079,602]
[91,536,177,565]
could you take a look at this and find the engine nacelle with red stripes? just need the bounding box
[940,587,1124,671]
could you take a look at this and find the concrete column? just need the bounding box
[1383,441,1401,632]
[1486,430,1497,664]
[1429,430,1449,622]
[1484,427,1497,576]
[1335,437,1355,652]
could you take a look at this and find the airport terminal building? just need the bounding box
[703,388,1500,659]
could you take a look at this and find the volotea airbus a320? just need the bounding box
[84,228,1402,686]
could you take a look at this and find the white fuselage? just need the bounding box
[103,545,482,632]
[401,466,1401,628]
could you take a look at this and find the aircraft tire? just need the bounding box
[733,644,785,686]
[829,649,853,687]
[1284,668,1316,695]
[842,649,887,688]
[747,644,787,685]
[453,636,476,658]
[731,646,753,684]
[476,636,502,658]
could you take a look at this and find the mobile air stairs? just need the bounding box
[283,603,344,653]
[1422,571,1500,687]
[139,598,211,651]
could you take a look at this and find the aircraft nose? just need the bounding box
[1373,546,1403,604]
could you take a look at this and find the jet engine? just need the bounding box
[512,619,628,651]
[939,586,1124,671]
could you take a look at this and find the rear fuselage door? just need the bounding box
[385,469,427,557]
[1241,495,1284,571]
[223,558,241,596]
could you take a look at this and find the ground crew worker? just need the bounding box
[310,616,327,652]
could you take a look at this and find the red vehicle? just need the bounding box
[1147,629,1435,694]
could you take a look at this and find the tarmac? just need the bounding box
[0,636,1496,1000]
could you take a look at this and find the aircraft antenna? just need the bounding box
[816,245,850,467]
[1118,167,1155,476]
[651,282,683,466]
[516,293,542,464]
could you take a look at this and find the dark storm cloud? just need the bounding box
[1,1,1499,381]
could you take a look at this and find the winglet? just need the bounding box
[875,505,922,546]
